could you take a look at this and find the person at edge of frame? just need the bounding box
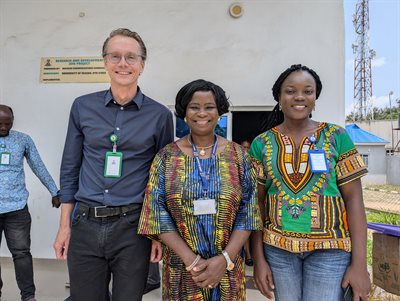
[0,104,60,301]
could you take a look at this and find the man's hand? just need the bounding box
[150,240,162,262]
[53,226,71,260]
[54,202,74,259]
[52,195,61,208]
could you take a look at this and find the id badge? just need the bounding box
[193,198,216,215]
[308,150,328,173]
[0,152,11,165]
[104,152,123,178]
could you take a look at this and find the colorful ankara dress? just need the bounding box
[138,141,262,301]
[249,123,367,253]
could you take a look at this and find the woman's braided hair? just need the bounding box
[262,64,323,131]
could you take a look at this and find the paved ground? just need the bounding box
[363,187,400,214]
[0,258,267,301]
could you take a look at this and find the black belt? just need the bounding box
[88,204,141,218]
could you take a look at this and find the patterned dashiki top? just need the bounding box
[249,122,367,253]
[138,141,262,301]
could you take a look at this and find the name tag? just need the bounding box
[308,150,328,173]
[0,152,10,165]
[193,198,216,215]
[104,152,123,178]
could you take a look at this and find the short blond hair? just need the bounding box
[102,28,147,61]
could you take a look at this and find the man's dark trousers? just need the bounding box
[0,206,35,301]
[67,203,151,301]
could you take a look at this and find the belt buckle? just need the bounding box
[94,206,108,218]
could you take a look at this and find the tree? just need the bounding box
[346,99,400,121]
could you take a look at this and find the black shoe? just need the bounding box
[143,282,160,294]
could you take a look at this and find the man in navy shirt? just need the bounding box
[54,28,174,301]
[0,104,59,301]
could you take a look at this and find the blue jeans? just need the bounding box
[68,203,151,301]
[264,244,351,301]
[0,206,35,301]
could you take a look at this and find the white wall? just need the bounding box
[357,144,387,184]
[387,155,400,185]
[0,0,345,258]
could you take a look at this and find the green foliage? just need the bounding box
[366,211,400,267]
[367,237,373,266]
[346,100,400,121]
[367,211,400,225]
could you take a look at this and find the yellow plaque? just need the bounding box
[40,56,110,83]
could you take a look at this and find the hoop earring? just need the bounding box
[184,117,187,123]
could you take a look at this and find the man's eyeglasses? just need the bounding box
[103,53,143,65]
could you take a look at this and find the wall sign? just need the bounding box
[40,56,110,83]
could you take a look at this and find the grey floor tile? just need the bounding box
[0,257,269,301]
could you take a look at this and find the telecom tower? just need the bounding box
[352,0,375,121]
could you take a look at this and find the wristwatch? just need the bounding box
[221,250,235,271]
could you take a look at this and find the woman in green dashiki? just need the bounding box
[138,79,262,301]
[249,65,371,301]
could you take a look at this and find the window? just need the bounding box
[360,154,369,168]
[231,111,271,143]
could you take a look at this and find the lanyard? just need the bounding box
[309,135,317,149]
[110,134,118,152]
[0,137,6,149]
[190,135,218,198]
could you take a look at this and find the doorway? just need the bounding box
[232,111,271,144]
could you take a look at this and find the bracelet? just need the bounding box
[185,254,201,271]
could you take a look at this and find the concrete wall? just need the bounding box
[354,120,399,150]
[357,145,387,184]
[387,155,400,186]
[0,0,345,258]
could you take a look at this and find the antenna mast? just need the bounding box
[352,0,375,121]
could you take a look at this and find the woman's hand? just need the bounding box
[342,263,371,300]
[340,179,371,300]
[191,255,226,288]
[189,258,206,277]
[253,256,275,299]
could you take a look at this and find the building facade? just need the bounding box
[0,0,346,258]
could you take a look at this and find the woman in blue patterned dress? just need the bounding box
[138,79,262,300]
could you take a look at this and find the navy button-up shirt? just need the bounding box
[60,88,174,206]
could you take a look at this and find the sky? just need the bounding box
[344,0,400,115]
